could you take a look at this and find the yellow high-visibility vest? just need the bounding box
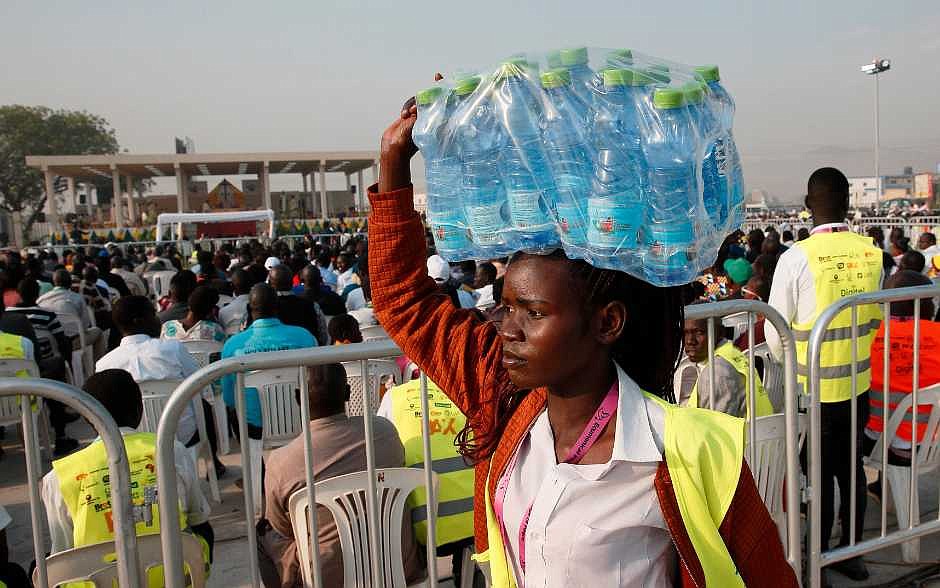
[52,432,206,587]
[0,331,31,376]
[792,231,883,403]
[474,391,747,588]
[689,340,775,419]
[390,379,475,547]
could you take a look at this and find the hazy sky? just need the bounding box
[2,0,939,202]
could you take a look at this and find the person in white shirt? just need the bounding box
[41,369,213,558]
[334,252,356,294]
[473,262,498,310]
[110,257,149,297]
[38,269,105,358]
[917,231,940,274]
[95,295,200,445]
[426,255,476,309]
[219,268,253,335]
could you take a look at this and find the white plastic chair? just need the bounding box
[752,342,785,413]
[143,270,178,305]
[745,413,807,546]
[722,312,751,342]
[360,324,390,341]
[243,367,305,516]
[343,360,401,417]
[182,339,229,455]
[0,358,51,458]
[864,383,940,562]
[37,532,207,588]
[138,379,220,503]
[56,312,93,387]
[288,468,438,588]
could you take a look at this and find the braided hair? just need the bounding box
[456,249,686,464]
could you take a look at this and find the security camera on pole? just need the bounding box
[860,58,891,209]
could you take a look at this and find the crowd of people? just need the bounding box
[1,164,939,584]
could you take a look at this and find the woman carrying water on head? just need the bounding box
[368,92,797,587]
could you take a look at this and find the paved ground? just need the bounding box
[2,416,939,587]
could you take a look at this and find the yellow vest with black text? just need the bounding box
[474,392,747,588]
[390,379,475,547]
[792,232,883,403]
[52,432,203,587]
[689,340,775,419]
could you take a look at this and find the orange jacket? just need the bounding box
[868,319,940,443]
[367,184,796,587]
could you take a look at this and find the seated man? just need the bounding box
[9,278,79,454]
[218,269,253,335]
[676,315,774,418]
[0,320,36,459]
[258,363,422,587]
[377,377,479,587]
[111,256,149,297]
[96,295,200,446]
[865,270,940,465]
[222,284,316,438]
[41,369,214,575]
[38,269,105,359]
[158,270,197,323]
[246,265,326,345]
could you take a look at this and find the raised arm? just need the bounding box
[368,95,510,423]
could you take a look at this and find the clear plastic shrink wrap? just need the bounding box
[412,47,744,286]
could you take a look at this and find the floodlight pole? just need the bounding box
[874,70,881,208]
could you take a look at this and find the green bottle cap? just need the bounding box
[683,81,705,104]
[653,87,686,109]
[454,75,482,96]
[547,50,562,69]
[416,86,444,106]
[695,65,720,83]
[559,47,589,66]
[540,68,571,89]
[602,68,632,87]
[628,70,656,86]
[606,48,633,65]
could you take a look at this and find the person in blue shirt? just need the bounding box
[222,283,317,438]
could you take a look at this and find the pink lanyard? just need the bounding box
[810,224,849,235]
[492,381,619,579]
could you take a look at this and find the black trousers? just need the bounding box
[803,391,870,550]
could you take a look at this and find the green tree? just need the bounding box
[0,105,119,237]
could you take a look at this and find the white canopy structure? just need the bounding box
[156,210,275,242]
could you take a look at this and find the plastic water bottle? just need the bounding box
[540,68,591,250]
[559,47,595,106]
[684,81,725,229]
[413,85,475,260]
[696,65,745,227]
[586,68,645,268]
[606,48,633,68]
[451,75,515,255]
[494,60,558,250]
[642,87,698,283]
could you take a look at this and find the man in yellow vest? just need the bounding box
[676,315,775,418]
[378,377,479,587]
[40,369,213,583]
[766,167,883,581]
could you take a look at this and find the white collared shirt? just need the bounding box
[219,293,250,335]
[501,365,675,587]
[95,334,199,443]
[41,426,210,554]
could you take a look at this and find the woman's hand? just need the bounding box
[378,73,443,193]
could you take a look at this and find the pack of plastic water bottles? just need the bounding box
[412,47,744,286]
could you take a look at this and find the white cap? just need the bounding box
[264,256,281,270]
[426,254,450,283]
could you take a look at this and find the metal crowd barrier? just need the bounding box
[742,216,940,240]
[0,377,141,588]
[685,299,802,579]
[806,284,940,588]
[155,340,455,588]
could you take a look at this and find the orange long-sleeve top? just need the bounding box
[367,183,796,587]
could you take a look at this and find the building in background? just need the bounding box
[849,168,939,209]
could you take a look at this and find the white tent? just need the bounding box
[156,210,275,242]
